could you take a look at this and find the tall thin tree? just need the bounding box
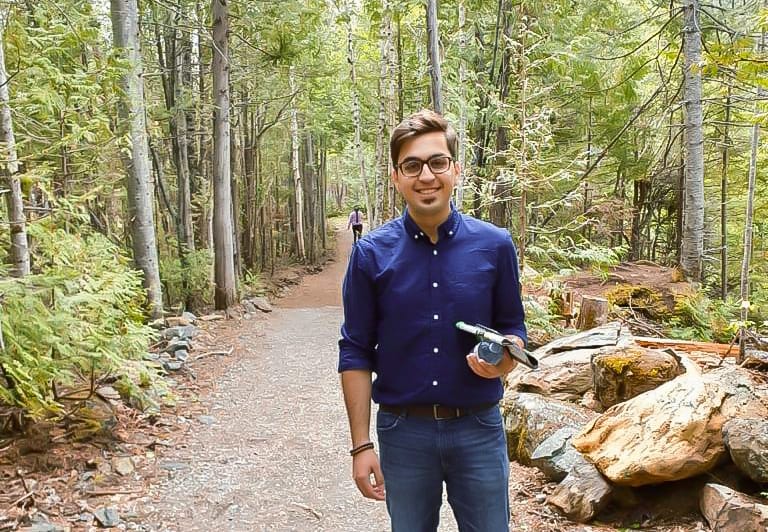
[289,66,306,260]
[426,0,443,113]
[211,0,236,309]
[0,14,29,277]
[344,8,372,225]
[738,8,766,360]
[680,0,704,281]
[110,0,163,317]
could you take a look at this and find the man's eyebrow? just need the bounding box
[401,153,449,162]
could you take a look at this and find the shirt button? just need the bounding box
[433,250,438,256]
[414,234,419,239]
[448,230,454,236]
[432,282,438,288]
[419,232,424,236]
[432,380,438,386]
[433,347,439,353]
[433,314,439,320]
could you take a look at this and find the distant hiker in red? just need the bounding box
[348,206,364,243]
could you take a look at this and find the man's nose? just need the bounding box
[416,164,436,181]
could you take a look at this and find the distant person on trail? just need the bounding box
[347,206,364,243]
[338,109,527,531]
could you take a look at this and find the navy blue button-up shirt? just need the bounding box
[338,207,527,407]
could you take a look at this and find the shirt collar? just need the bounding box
[402,203,461,242]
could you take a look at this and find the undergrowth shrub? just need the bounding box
[527,236,626,275]
[159,246,214,310]
[0,223,155,419]
[666,292,739,343]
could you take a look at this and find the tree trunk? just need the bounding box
[577,296,609,331]
[739,14,765,361]
[680,0,704,282]
[0,18,29,278]
[373,0,393,228]
[517,3,528,269]
[211,0,236,309]
[425,0,443,114]
[289,66,306,261]
[720,85,731,301]
[110,0,163,318]
[455,0,467,210]
[489,0,513,228]
[174,24,195,254]
[345,12,372,226]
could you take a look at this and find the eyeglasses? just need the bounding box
[396,156,453,178]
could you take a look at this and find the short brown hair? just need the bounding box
[390,109,457,167]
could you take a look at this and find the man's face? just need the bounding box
[391,131,459,222]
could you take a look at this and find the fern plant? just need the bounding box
[0,223,155,419]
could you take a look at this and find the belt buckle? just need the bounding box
[432,404,460,420]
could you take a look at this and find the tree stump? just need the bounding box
[576,295,609,330]
[591,346,683,409]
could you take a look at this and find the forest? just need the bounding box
[0,0,767,421]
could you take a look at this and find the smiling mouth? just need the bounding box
[416,188,440,195]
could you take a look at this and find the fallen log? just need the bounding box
[633,337,736,356]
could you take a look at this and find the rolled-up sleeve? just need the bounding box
[338,243,377,372]
[493,233,527,345]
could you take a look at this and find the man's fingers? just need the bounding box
[353,454,386,501]
[466,353,500,378]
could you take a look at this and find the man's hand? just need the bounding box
[466,335,523,378]
[352,449,385,500]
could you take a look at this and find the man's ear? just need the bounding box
[451,161,462,187]
[391,169,401,193]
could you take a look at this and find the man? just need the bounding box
[338,109,526,531]
[347,206,364,243]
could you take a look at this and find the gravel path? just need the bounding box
[141,226,464,531]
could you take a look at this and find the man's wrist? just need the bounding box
[350,441,374,456]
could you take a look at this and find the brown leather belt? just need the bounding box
[380,403,497,420]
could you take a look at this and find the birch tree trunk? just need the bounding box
[738,11,765,361]
[289,66,306,260]
[0,17,29,277]
[680,0,704,282]
[426,0,443,114]
[345,11,372,226]
[721,84,732,301]
[211,0,236,309]
[110,0,163,317]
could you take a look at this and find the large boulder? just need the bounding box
[571,356,727,486]
[501,392,595,465]
[546,461,613,523]
[530,426,591,482]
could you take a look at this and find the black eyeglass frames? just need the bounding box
[396,156,453,178]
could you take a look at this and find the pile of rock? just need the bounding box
[148,312,200,373]
[503,322,768,530]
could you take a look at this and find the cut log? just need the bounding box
[633,337,735,356]
[576,296,609,330]
[591,346,683,409]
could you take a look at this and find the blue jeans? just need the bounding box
[376,405,510,532]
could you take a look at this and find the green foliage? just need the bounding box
[241,270,267,298]
[523,295,570,346]
[158,248,214,309]
[527,236,625,274]
[0,223,155,418]
[665,293,739,343]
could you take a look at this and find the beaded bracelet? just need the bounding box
[349,441,374,456]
